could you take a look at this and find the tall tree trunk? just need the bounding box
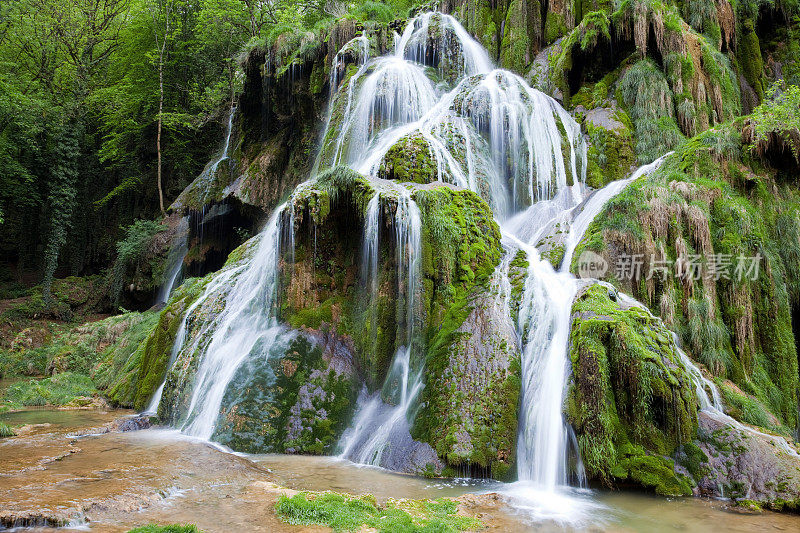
[156,41,166,216]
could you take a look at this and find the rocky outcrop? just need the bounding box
[418,263,521,479]
[693,411,800,510]
[566,283,698,495]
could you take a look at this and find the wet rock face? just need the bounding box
[419,263,521,479]
[212,333,358,455]
[693,412,800,510]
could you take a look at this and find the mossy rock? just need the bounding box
[565,284,699,494]
[133,276,212,411]
[572,123,800,432]
[378,133,438,184]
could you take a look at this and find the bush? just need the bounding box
[109,219,166,305]
[0,422,14,438]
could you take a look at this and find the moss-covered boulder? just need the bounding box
[566,283,698,496]
[378,133,438,184]
[212,332,358,454]
[133,276,212,411]
[578,104,637,188]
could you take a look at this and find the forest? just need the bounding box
[1,0,800,531]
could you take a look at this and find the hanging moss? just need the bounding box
[738,18,765,102]
[572,118,800,432]
[565,284,698,495]
[499,0,540,73]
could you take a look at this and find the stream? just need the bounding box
[2,408,799,532]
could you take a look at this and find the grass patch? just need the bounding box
[275,491,480,532]
[0,422,14,437]
[2,372,97,408]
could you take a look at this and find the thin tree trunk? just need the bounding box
[156,36,166,216]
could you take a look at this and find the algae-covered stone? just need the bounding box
[378,132,438,184]
[566,283,698,495]
[212,332,358,454]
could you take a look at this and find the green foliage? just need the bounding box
[126,525,201,533]
[109,219,166,305]
[2,372,97,408]
[748,83,800,160]
[0,422,15,438]
[275,492,481,532]
[573,118,800,430]
[619,59,685,163]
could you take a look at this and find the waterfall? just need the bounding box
[338,187,425,468]
[152,11,672,491]
[208,106,236,178]
[511,155,670,491]
[157,216,189,304]
[146,203,289,437]
[321,12,587,476]
[179,206,286,439]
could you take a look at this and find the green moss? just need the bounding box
[499,0,538,73]
[572,119,800,433]
[611,445,694,496]
[565,284,698,494]
[584,116,636,188]
[2,372,98,408]
[411,185,515,477]
[133,277,210,410]
[275,491,480,532]
[0,310,163,408]
[212,334,357,455]
[544,12,568,45]
[378,133,438,184]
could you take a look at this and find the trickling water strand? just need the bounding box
[616,292,800,459]
[145,249,250,416]
[338,188,424,468]
[361,193,381,371]
[330,35,370,97]
[157,216,190,304]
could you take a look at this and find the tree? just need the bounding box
[150,0,176,216]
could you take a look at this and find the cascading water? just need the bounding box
[509,154,671,493]
[179,207,286,439]
[151,12,696,508]
[321,12,588,478]
[337,187,426,469]
[157,216,189,305]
